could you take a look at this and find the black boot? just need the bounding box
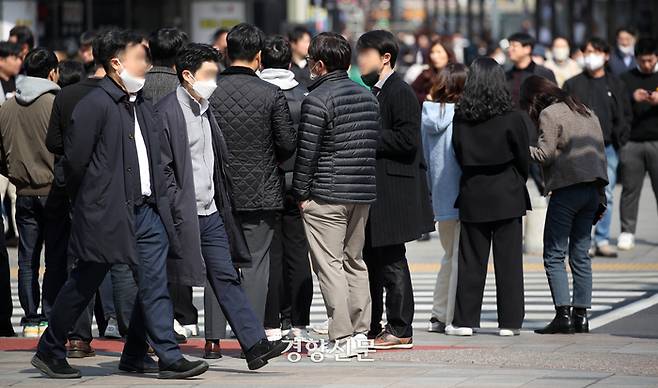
[534,306,575,334]
[158,358,208,379]
[31,353,81,379]
[244,339,288,370]
[572,307,589,333]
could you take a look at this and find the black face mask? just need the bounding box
[361,70,379,87]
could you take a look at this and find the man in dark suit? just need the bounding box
[31,30,208,380]
[506,32,557,108]
[356,30,434,349]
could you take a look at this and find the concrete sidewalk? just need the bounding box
[1,330,658,387]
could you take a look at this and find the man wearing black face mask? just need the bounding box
[356,30,433,349]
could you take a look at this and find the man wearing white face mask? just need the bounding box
[545,36,582,87]
[157,43,287,368]
[32,30,209,379]
[609,27,638,77]
[564,37,632,258]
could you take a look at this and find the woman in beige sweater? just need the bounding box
[520,75,608,335]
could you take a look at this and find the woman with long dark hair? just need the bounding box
[448,57,531,337]
[520,75,608,334]
[411,39,456,104]
[421,63,468,334]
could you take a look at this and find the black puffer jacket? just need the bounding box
[209,66,296,211]
[293,70,379,203]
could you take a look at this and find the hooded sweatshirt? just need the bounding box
[0,75,60,195]
[421,101,461,221]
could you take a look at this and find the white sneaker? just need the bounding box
[183,324,198,337]
[23,324,39,338]
[499,328,520,336]
[444,324,473,336]
[265,328,282,341]
[617,233,635,251]
[351,333,370,354]
[309,337,358,359]
[311,319,329,335]
[104,318,121,339]
[285,326,317,343]
[173,319,187,338]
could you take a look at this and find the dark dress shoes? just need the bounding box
[119,354,159,373]
[245,339,288,370]
[66,339,96,358]
[31,353,81,379]
[158,358,209,379]
[535,306,575,334]
[203,340,222,359]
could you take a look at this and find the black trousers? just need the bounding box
[453,217,525,329]
[264,194,312,329]
[363,235,415,339]
[168,283,197,326]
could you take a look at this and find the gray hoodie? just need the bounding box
[15,75,60,105]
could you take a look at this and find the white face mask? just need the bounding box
[619,44,635,56]
[576,56,585,69]
[117,59,145,93]
[552,47,570,62]
[584,54,606,72]
[190,74,217,100]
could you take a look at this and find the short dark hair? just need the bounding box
[94,30,145,72]
[57,60,85,87]
[456,57,512,122]
[508,32,535,50]
[308,32,351,73]
[212,28,228,43]
[226,23,265,62]
[616,26,637,37]
[582,37,610,54]
[0,41,21,58]
[149,28,189,67]
[23,48,58,78]
[9,25,34,49]
[79,31,97,47]
[635,38,657,57]
[356,30,399,67]
[288,26,311,43]
[262,35,292,69]
[175,43,221,84]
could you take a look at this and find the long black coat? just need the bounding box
[367,72,434,248]
[63,76,180,265]
[452,110,532,223]
[157,90,252,287]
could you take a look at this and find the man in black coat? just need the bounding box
[506,32,557,108]
[356,30,434,349]
[157,43,287,368]
[564,37,632,258]
[32,30,208,380]
[208,23,296,330]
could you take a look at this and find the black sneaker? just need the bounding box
[244,339,287,371]
[119,354,159,373]
[31,353,81,379]
[173,331,187,344]
[158,358,208,379]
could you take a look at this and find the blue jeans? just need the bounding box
[594,145,618,246]
[200,212,265,350]
[543,183,599,308]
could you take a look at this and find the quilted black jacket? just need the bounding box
[292,70,379,203]
[209,66,296,211]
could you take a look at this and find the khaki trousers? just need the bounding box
[301,198,371,341]
[431,220,460,325]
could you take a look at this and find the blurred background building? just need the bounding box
[1,0,656,55]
